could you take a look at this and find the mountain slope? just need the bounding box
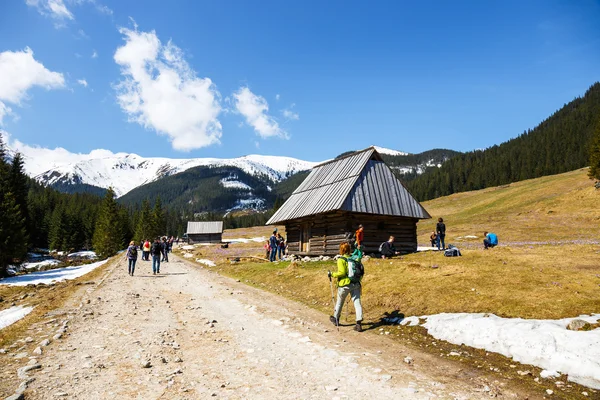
[408,82,600,201]
[118,165,276,214]
[30,153,317,197]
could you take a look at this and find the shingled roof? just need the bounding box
[186,221,223,234]
[266,147,431,225]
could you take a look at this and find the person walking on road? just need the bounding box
[161,237,169,262]
[143,239,151,261]
[151,238,163,275]
[125,241,138,276]
[328,242,364,332]
[436,218,446,250]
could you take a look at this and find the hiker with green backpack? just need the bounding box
[328,242,365,332]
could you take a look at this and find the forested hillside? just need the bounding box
[119,165,276,213]
[407,82,600,201]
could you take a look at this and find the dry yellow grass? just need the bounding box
[181,168,600,321]
[0,258,117,348]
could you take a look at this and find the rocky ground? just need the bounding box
[1,254,530,399]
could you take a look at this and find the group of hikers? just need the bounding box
[266,230,287,261]
[125,236,175,276]
[428,218,498,250]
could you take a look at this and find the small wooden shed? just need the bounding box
[266,147,430,255]
[186,221,223,244]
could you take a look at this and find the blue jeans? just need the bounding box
[152,255,161,273]
[128,259,136,275]
[269,247,277,262]
[278,247,283,259]
[436,234,445,250]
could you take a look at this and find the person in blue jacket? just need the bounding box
[269,230,279,262]
[483,231,498,249]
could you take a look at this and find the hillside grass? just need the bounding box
[180,168,600,321]
[417,167,600,243]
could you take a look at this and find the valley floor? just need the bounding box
[1,254,533,400]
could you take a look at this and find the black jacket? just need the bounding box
[436,222,446,235]
[150,242,163,256]
[380,241,397,256]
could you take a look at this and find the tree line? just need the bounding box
[406,82,600,201]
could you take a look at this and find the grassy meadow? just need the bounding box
[180,168,600,321]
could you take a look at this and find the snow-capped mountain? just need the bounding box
[3,132,454,210]
[23,151,317,197]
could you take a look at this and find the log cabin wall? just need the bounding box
[284,211,418,256]
[188,233,223,244]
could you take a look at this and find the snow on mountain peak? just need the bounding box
[3,135,317,197]
[372,145,410,156]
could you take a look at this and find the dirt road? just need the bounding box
[13,255,522,399]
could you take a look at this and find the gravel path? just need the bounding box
[16,255,521,399]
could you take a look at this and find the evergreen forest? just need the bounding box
[406,83,600,200]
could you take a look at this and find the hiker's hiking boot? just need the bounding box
[329,316,338,326]
[354,322,363,332]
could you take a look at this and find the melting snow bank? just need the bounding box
[195,259,216,267]
[225,237,266,244]
[0,259,109,286]
[401,313,600,389]
[0,305,34,329]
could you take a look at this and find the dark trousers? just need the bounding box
[162,250,169,262]
[269,247,277,262]
[152,255,161,273]
[436,234,446,250]
[484,239,496,249]
[128,259,137,275]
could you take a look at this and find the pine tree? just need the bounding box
[0,137,27,276]
[152,197,166,237]
[10,153,30,241]
[588,119,600,181]
[135,199,153,241]
[92,188,122,258]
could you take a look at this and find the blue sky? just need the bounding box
[0,0,599,162]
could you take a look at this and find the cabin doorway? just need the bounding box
[301,224,311,252]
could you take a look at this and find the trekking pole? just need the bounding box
[328,271,339,332]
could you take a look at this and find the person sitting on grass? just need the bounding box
[483,231,498,249]
[429,231,437,247]
[380,236,400,259]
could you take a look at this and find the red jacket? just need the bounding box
[355,229,364,246]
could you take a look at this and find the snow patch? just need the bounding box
[23,259,61,270]
[371,146,410,156]
[0,259,109,286]
[195,259,216,267]
[406,312,600,389]
[0,305,34,329]
[219,177,252,190]
[226,236,267,244]
[67,251,97,259]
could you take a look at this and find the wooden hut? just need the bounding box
[266,147,430,255]
[186,221,223,244]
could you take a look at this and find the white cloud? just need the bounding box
[282,105,299,121]
[77,79,88,87]
[91,50,98,58]
[114,26,222,151]
[26,0,74,25]
[233,87,288,139]
[0,47,65,124]
[275,94,280,101]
